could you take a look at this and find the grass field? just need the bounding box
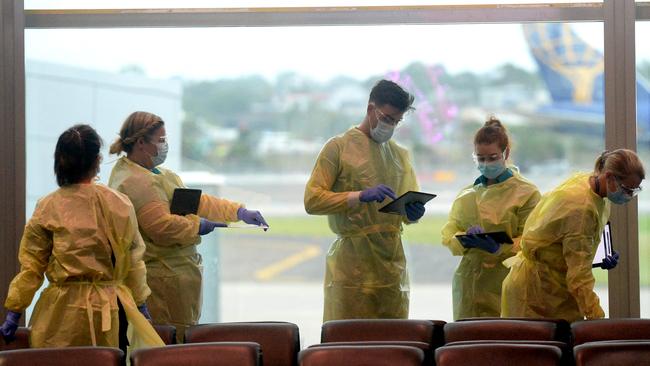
[240,214,650,285]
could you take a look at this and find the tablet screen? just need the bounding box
[592,222,613,268]
[170,188,202,216]
[378,191,436,216]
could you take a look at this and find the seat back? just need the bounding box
[299,345,424,366]
[130,342,261,366]
[153,324,177,345]
[321,319,441,345]
[185,322,299,366]
[0,346,123,366]
[435,343,562,366]
[444,319,558,343]
[309,341,432,366]
[458,317,571,343]
[444,340,572,366]
[574,340,650,366]
[0,327,30,351]
[571,319,650,346]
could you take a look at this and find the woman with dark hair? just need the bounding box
[0,124,162,349]
[441,117,541,320]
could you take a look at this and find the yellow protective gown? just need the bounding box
[501,173,610,322]
[441,169,540,320]
[4,184,163,348]
[304,127,419,321]
[108,156,241,341]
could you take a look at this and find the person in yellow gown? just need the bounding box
[108,111,268,342]
[441,117,541,320]
[501,149,644,322]
[304,80,425,321]
[0,124,163,350]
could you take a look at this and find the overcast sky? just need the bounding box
[24,1,650,83]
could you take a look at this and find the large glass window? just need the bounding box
[636,21,650,318]
[24,0,601,10]
[26,21,605,346]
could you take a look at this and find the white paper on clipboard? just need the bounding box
[592,222,613,268]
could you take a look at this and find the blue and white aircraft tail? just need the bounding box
[523,23,650,140]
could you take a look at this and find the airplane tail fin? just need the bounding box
[523,23,604,106]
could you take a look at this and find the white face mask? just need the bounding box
[150,141,168,167]
[370,119,395,143]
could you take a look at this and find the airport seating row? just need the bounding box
[1,318,649,365]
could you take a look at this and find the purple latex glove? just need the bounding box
[359,184,397,203]
[466,225,484,235]
[237,207,269,230]
[137,303,152,321]
[405,201,425,221]
[198,218,227,235]
[0,311,21,343]
[601,251,620,270]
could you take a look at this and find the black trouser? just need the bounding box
[118,300,129,356]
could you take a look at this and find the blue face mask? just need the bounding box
[150,141,168,167]
[370,120,395,144]
[478,160,506,179]
[607,179,633,205]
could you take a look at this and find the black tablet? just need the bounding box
[378,191,436,215]
[169,188,202,215]
[455,231,514,245]
[592,222,613,268]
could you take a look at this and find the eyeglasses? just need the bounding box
[374,108,403,127]
[156,136,168,144]
[472,151,505,164]
[616,177,643,197]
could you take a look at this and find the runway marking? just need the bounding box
[255,244,322,281]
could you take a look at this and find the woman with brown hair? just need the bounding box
[441,117,541,320]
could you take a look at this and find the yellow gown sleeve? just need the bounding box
[304,139,351,215]
[562,211,604,319]
[441,198,467,256]
[124,207,151,306]
[4,213,52,312]
[197,194,241,223]
[399,151,421,224]
[508,189,542,254]
[136,201,201,246]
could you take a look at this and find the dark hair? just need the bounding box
[54,124,103,187]
[368,79,415,112]
[109,111,164,155]
[474,115,510,151]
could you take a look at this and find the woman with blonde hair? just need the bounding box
[441,116,541,319]
[108,111,268,341]
[501,148,644,321]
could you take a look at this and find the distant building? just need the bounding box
[26,59,182,215]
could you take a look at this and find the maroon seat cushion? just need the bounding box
[130,342,261,366]
[185,322,298,366]
[299,345,424,366]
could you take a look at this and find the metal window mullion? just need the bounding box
[604,0,639,318]
[0,0,25,322]
[25,4,604,28]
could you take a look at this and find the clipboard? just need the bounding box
[592,222,613,268]
[455,231,514,245]
[169,188,202,215]
[378,191,436,215]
